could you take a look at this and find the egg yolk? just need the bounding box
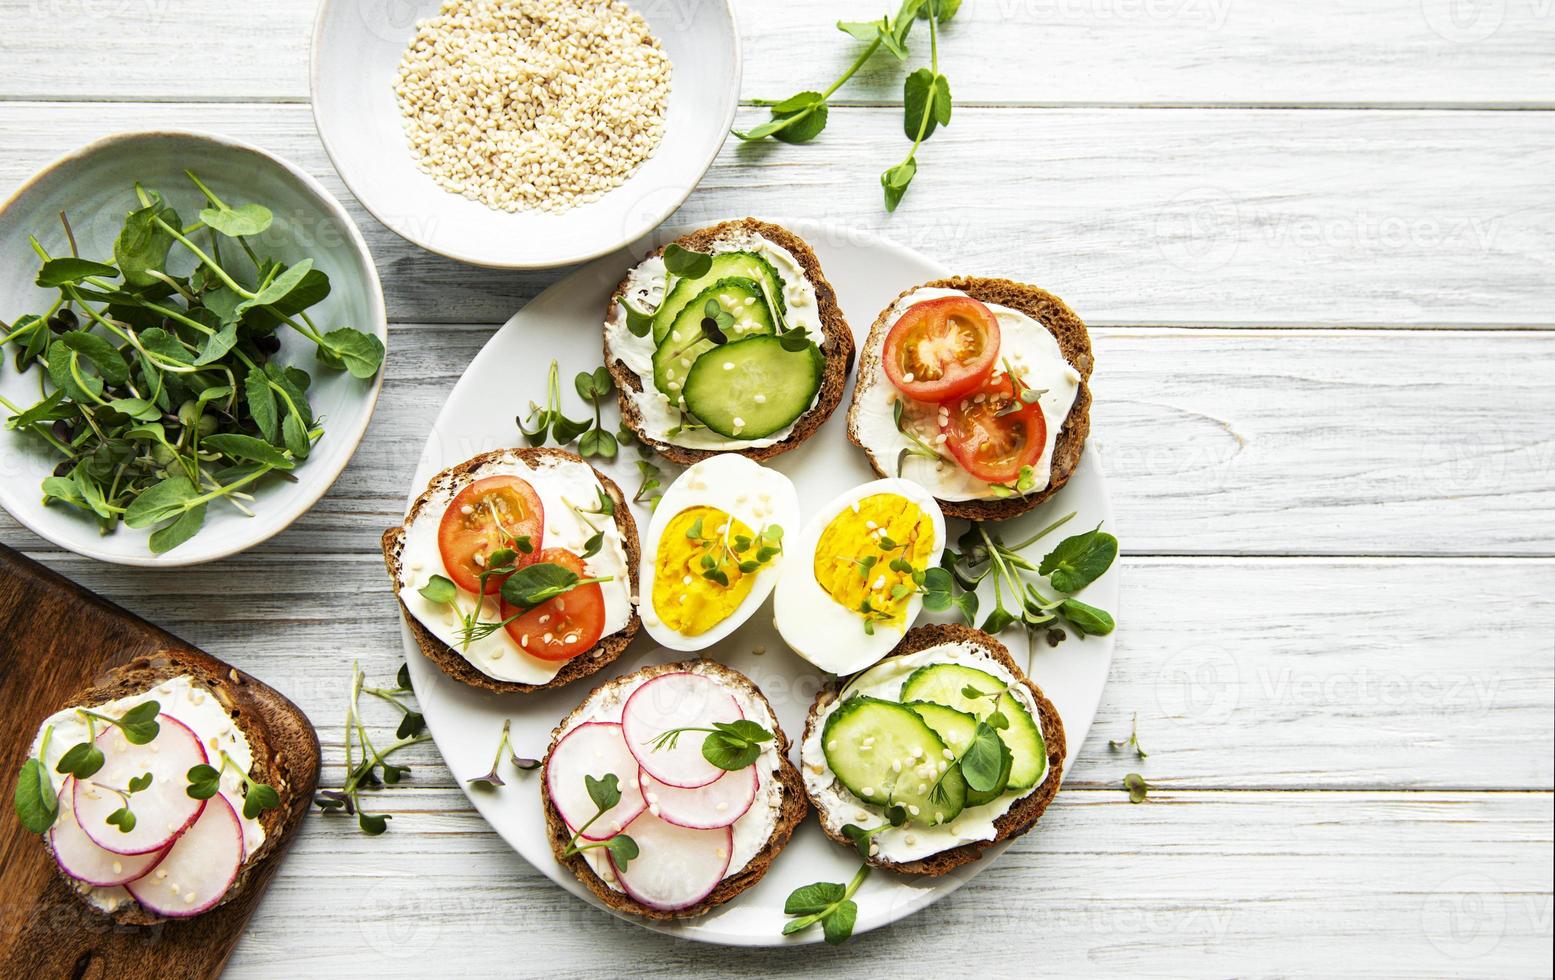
[813,494,935,626]
[652,506,759,637]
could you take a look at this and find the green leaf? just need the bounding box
[14,758,58,834]
[202,432,295,470]
[56,741,105,780]
[192,322,238,366]
[117,701,162,744]
[662,244,712,279]
[106,806,137,833]
[1059,597,1115,636]
[1039,527,1119,593]
[980,605,1016,635]
[127,772,153,793]
[238,365,277,442]
[358,812,390,834]
[242,258,314,311]
[397,711,426,740]
[242,783,280,819]
[147,501,203,554]
[186,763,221,800]
[604,833,639,871]
[1124,772,1149,803]
[881,158,917,212]
[123,475,198,528]
[201,201,273,238]
[837,17,886,43]
[621,299,655,337]
[113,202,175,287]
[58,331,130,385]
[138,327,193,364]
[577,427,617,460]
[822,899,858,945]
[419,574,458,605]
[5,389,72,430]
[918,0,961,19]
[784,881,845,915]
[320,328,385,379]
[773,103,830,145]
[500,561,582,610]
[903,68,952,141]
[264,362,313,426]
[282,412,312,459]
[41,474,88,511]
[36,257,118,288]
[960,724,1006,793]
[585,772,622,812]
[104,397,163,422]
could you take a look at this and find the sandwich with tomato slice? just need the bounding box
[381,448,641,693]
[846,277,1093,519]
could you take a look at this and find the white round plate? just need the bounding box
[401,222,1117,945]
[0,130,388,567]
[310,0,740,269]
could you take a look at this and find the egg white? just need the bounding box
[773,478,947,675]
[638,454,801,652]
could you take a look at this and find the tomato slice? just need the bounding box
[436,476,545,595]
[882,296,1001,402]
[940,375,1047,484]
[502,548,606,662]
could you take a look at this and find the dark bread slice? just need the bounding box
[541,659,808,919]
[801,623,1066,876]
[38,651,319,925]
[847,277,1094,520]
[604,218,856,465]
[381,448,641,695]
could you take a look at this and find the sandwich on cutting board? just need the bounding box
[605,217,855,463]
[848,276,1094,519]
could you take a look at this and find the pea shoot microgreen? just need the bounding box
[646,719,774,771]
[185,749,281,819]
[468,719,542,789]
[1109,712,1148,760]
[920,685,1010,809]
[314,662,432,835]
[0,175,383,554]
[560,774,639,870]
[782,862,870,945]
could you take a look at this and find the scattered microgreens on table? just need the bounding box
[1124,772,1151,804]
[932,512,1119,652]
[1110,712,1147,760]
[735,0,960,211]
[0,173,384,553]
[647,719,774,771]
[559,773,638,870]
[633,459,667,511]
[518,359,624,461]
[468,719,541,789]
[419,555,615,650]
[314,662,431,834]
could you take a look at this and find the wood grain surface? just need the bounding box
[0,0,1550,975]
[0,545,321,980]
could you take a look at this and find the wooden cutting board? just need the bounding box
[0,543,320,979]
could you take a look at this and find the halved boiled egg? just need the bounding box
[639,454,800,652]
[774,478,946,674]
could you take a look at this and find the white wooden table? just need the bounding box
[3,0,1553,974]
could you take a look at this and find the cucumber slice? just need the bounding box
[652,277,775,400]
[681,336,823,440]
[900,664,1047,790]
[821,696,966,826]
[906,701,1013,806]
[653,251,787,344]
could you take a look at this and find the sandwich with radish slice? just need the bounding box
[541,660,807,918]
[12,655,315,924]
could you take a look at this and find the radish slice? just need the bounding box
[609,811,733,911]
[75,714,208,856]
[125,794,243,918]
[639,766,758,830]
[621,672,742,789]
[546,722,646,841]
[49,777,170,887]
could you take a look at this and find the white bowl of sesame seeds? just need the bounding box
[310,0,739,270]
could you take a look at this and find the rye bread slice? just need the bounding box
[381,448,642,695]
[604,217,856,465]
[541,659,808,919]
[800,623,1066,876]
[846,277,1095,520]
[38,652,319,925]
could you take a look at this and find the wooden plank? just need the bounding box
[0,545,321,980]
[7,324,1548,556]
[2,102,1548,327]
[3,0,1553,106]
[225,787,1555,976]
[9,552,1551,791]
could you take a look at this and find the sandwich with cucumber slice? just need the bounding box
[799,623,1065,874]
[604,218,855,463]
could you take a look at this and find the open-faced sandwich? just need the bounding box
[773,478,946,675]
[637,454,799,653]
[542,660,807,918]
[382,447,641,694]
[847,277,1094,519]
[14,654,316,922]
[800,624,1065,875]
[604,218,855,463]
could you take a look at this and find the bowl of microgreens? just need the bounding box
[0,130,388,565]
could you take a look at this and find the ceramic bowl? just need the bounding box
[310,0,740,269]
[0,130,388,566]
